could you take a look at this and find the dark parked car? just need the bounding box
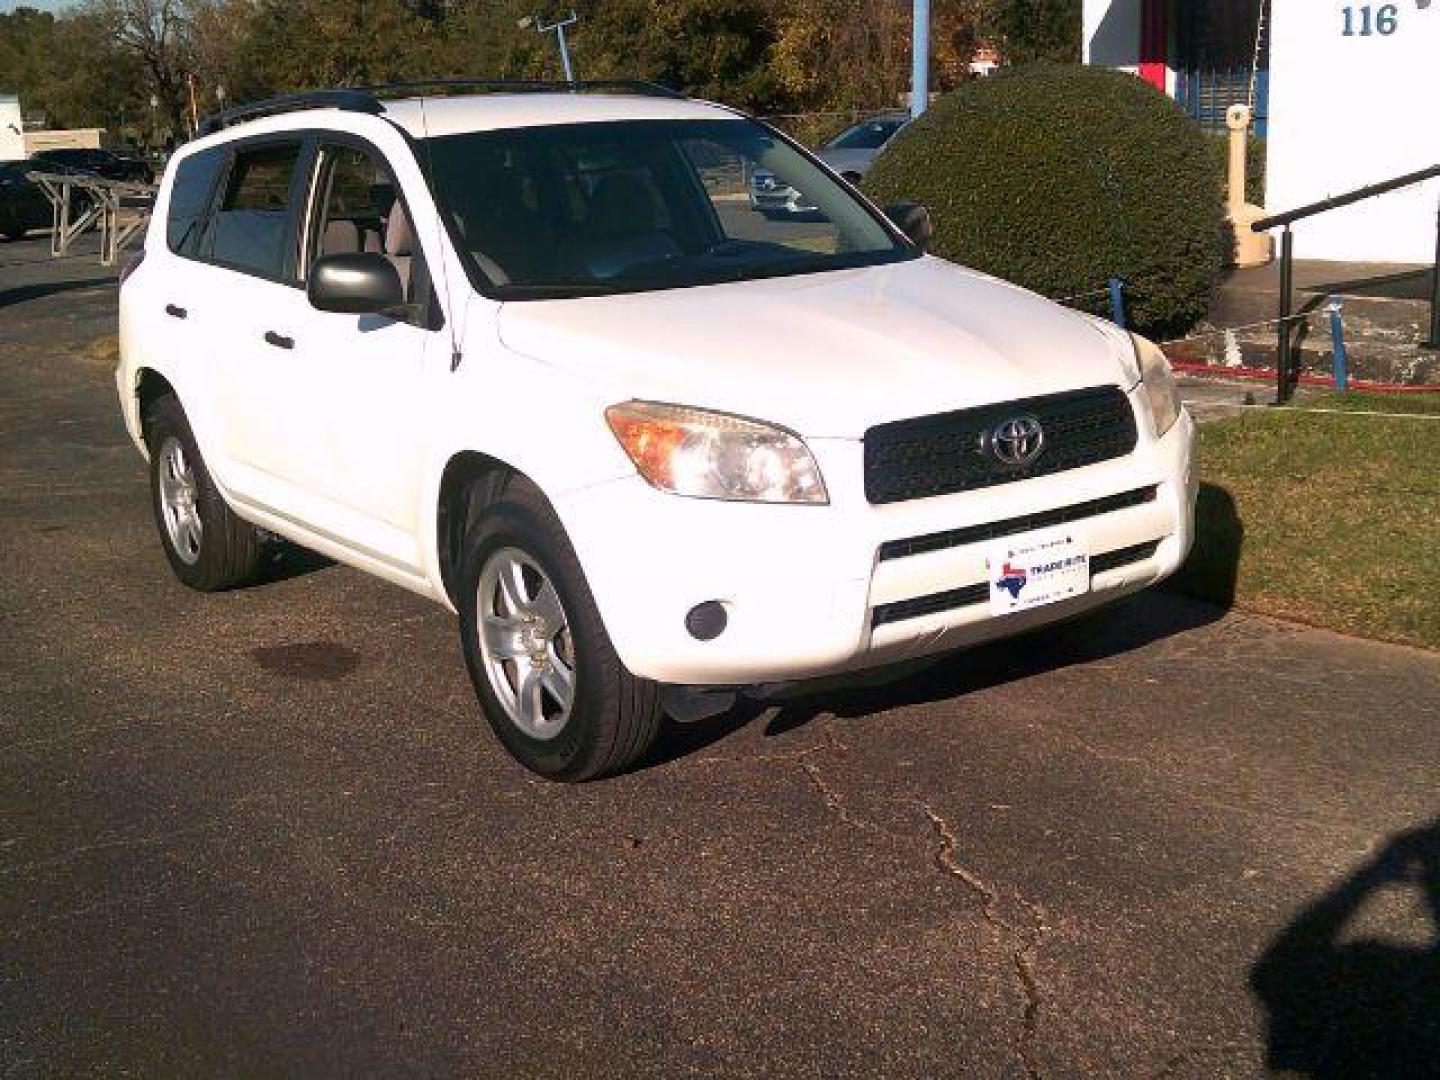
[33,147,154,185]
[0,161,52,241]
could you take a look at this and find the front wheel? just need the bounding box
[457,479,661,781]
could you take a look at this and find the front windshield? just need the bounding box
[826,119,904,151]
[422,118,913,299]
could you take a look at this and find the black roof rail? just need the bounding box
[361,78,686,101]
[197,89,384,137]
[195,80,686,139]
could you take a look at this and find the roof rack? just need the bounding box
[197,89,384,137]
[361,79,685,100]
[195,80,687,139]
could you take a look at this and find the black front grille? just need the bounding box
[870,538,1160,628]
[871,584,990,627]
[877,486,1157,562]
[1091,540,1160,575]
[864,386,1138,505]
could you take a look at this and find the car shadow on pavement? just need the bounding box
[642,589,1233,771]
[0,277,118,309]
[244,540,336,588]
[644,487,1247,768]
[1250,817,1440,1078]
[762,590,1231,737]
[1167,482,1244,609]
[644,481,1249,770]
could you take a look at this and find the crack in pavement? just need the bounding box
[800,756,879,834]
[922,802,1049,1080]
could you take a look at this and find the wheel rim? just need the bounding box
[475,547,576,741]
[157,435,203,565]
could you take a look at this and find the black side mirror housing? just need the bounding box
[885,202,934,251]
[308,252,406,316]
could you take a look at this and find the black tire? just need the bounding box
[144,395,264,591]
[2,229,24,242]
[456,478,661,782]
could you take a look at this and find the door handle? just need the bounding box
[164,303,187,319]
[263,331,294,350]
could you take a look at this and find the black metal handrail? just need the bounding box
[1251,162,1440,401]
[1253,164,1440,232]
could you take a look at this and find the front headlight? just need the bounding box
[605,401,828,504]
[1131,333,1181,438]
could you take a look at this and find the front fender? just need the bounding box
[416,337,639,607]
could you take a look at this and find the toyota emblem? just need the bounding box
[986,415,1045,466]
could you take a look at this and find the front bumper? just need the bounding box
[557,403,1197,685]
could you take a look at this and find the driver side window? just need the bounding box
[306,142,432,326]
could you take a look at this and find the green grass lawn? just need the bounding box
[1170,392,1440,649]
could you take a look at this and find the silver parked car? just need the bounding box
[748,112,909,217]
[815,112,909,182]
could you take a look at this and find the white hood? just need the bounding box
[496,256,1137,439]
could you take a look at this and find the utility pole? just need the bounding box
[519,12,579,83]
[911,0,930,119]
[910,0,933,119]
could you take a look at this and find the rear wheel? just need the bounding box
[457,478,661,781]
[144,395,264,590]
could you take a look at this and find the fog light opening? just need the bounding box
[685,601,728,641]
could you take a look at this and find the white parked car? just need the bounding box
[117,82,1196,781]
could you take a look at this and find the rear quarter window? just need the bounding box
[166,147,226,257]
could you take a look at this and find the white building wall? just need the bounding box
[0,96,25,162]
[1266,0,1439,264]
[1083,0,1141,71]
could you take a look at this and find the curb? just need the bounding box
[1170,359,1440,394]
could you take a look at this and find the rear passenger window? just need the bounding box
[209,142,302,280]
[166,147,225,257]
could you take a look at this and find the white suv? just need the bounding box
[117,82,1196,781]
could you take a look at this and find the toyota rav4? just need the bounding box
[116,82,1196,781]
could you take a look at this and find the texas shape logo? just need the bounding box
[995,560,1028,599]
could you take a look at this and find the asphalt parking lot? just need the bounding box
[2,234,1438,1078]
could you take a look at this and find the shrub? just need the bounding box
[863,63,1227,338]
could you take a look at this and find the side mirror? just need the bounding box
[885,202,934,251]
[308,252,405,315]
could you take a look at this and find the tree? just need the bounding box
[770,0,1000,115]
[83,0,196,138]
[571,0,784,111]
[0,6,148,135]
[992,0,1080,65]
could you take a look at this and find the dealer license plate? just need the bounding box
[985,526,1091,616]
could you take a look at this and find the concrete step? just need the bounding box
[1209,260,1435,333]
[1167,323,1438,385]
[1175,258,1439,384]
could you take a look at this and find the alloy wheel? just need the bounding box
[475,547,577,740]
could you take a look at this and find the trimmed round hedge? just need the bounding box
[863,63,1226,337]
